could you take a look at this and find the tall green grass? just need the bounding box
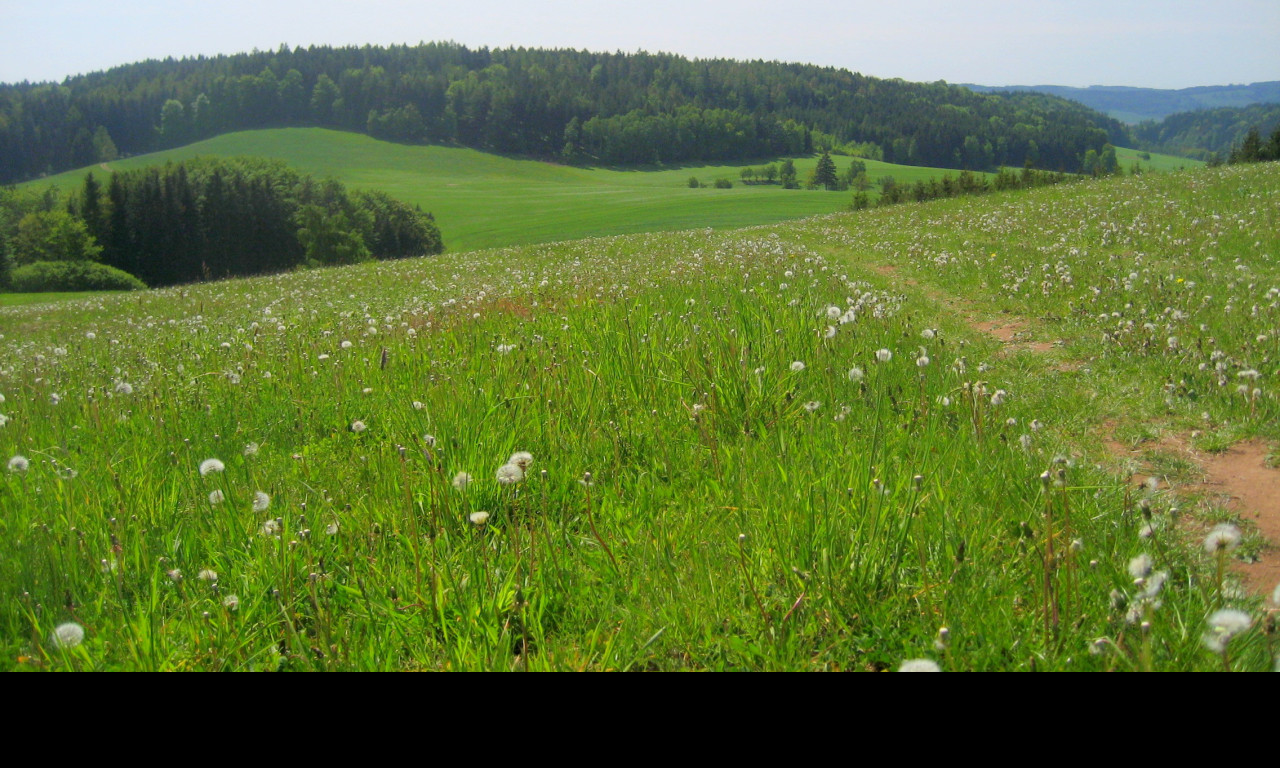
[1,162,1274,671]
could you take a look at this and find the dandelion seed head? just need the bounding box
[223,594,240,611]
[1202,608,1252,654]
[790,361,806,372]
[496,463,525,485]
[350,420,367,433]
[898,659,941,672]
[1128,553,1153,579]
[8,455,29,474]
[198,569,218,582]
[1203,523,1242,555]
[803,401,821,413]
[199,458,224,476]
[261,519,280,537]
[325,522,339,536]
[875,349,892,362]
[114,382,133,395]
[469,511,490,526]
[252,491,271,513]
[243,442,259,457]
[509,451,534,470]
[51,622,84,649]
[847,366,864,381]
[208,490,225,505]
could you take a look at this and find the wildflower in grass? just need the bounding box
[469,511,490,526]
[8,455,28,474]
[934,627,950,652]
[921,329,936,340]
[253,492,271,513]
[223,594,240,611]
[898,659,941,672]
[243,442,259,457]
[50,393,61,405]
[1203,523,1242,555]
[0,413,7,427]
[412,401,426,410]
[423,434,437,448]
[340,341,353,349]
[790,361,806,372]
[114,382,133,395]
[509,452,534,471]
[350,420,367,433]
[208,490,225,505]
[1128,554,1153,579]
[166,569,183,582]
[198,569,218,582]
[990,390,1007,406]
[325,522,339,536]
[496,463,524,485]
[51,622,84,649]
[496,343,516,354]
[452,472,472,491]
[916,354,930,368]
[261,519,281,537]
[875,349,892,363]
[848,366,864,381]
[803,401,821,413]
[199,458,225,477]
[1202,609,1252,654]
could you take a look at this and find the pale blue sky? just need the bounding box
[1,0,1276,88]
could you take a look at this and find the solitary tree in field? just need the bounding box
[814,151,839,190]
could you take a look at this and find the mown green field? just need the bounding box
[28,129,990,253]
[2,162,1276,671]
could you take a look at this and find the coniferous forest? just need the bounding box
[0,42,1129,182]
[2,157,443,288]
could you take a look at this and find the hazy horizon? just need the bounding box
[2,1,1277,90]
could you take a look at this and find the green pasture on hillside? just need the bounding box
[29,129,989,252]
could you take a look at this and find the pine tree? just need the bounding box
[814,152,838,190]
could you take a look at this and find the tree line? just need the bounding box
[0,43,1129,182]
[1,157,443,289]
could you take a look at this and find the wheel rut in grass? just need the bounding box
[1111,431,1280,596]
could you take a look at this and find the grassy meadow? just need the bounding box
[29,128,1000,253]
[2,162,1275,671]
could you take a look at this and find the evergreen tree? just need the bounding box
[814,151,839,190]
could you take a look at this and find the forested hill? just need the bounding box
[1130,104,1280,161]
[964,82,1280,124]
[0,43,1128,183]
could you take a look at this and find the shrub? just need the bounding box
[11,260,147,293]
[687,177,701,188]
[713,178,733,189]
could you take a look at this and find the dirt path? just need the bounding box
[869,261,1279,597]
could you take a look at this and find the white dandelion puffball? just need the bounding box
[496,463,525,485]
[199,458,225,476]
[1202,609,1252,653]
[8,455,29,474]
[1127,553,1153,579]
[848,366,864,381]
[252,491,271,513]
[789,361,806,372]
[350,420,367,433]
[1203,523,1242,555]
[509,451,534,470]
[114,382,134,395]
[452,472,473,491]
[198,569,218,582]
[51,622,85,649]
[898,659,941,672]
[208,490,225,505]
[223,594,240,611]
[469,511,490,526]
[243,442,259,457]
[875,349,892,363]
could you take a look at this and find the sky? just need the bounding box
[1,0,1277,89]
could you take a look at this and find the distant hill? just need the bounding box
[0,43,1127,183]
[1130,103,1280,160]
[963,82,1280,124]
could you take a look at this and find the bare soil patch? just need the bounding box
[1109,430,1280,596]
